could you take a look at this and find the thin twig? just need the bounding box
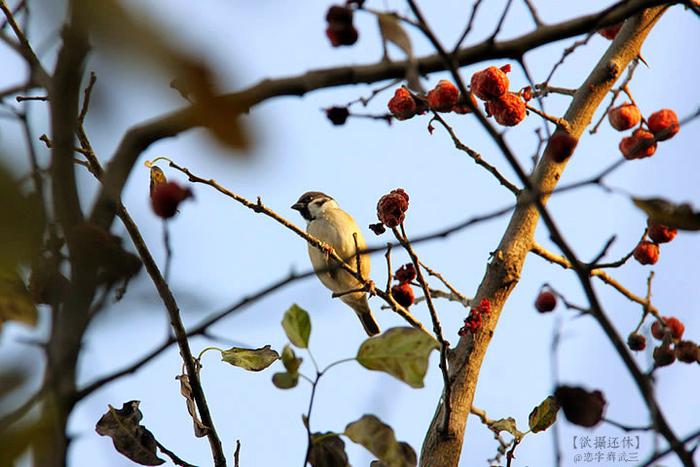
[160,159,427,332]
[431,113,520,195]
[394,224,451,435]
[452,0,485,53]
[155,440,196,467]
[530,243,661,320]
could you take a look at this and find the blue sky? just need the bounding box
[1,0,699,466]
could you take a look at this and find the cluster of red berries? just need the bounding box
[387,81,477,121]
[650,317,697,367]
[151,181,193,219]
[373,188,409,232]
[628,316,698,366]
[610,105,680,160]
[390,263,416,308]
[471,65,527,127]
[325,5,358,47]
[458,298,491,336]
[535,289,557,313]
[632,218,679,266]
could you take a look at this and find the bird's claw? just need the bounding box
[319,241,334,260]
[365,280,377,296]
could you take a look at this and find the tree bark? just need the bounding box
[419,6,668,466]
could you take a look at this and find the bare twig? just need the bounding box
[159,159,427,332]
[394,225,452,434]
[155,440,196,467]
[430,113,520,194]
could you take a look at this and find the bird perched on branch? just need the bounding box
[292,191,380,336]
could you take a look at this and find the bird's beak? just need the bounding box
[291,202,304,211]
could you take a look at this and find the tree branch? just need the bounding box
[88,0,679,232]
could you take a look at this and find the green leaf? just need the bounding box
[272,371,299,389]
[490,417,524,440]
[308,432,349,467]
[95,401,165,465]
[632,197,700,230]
[220,345,279,371]
[281,344,303,373]
[528,395,559,433]
[282,304,311,348]
[344,415,416,467]
[356,327,438,388]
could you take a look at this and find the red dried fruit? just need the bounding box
[633,241,659,265]
[395,263,416,284]
[452,92,478,114]
[427,80,459,112]
[653,345,676,367]
[325,107,350,126]
[520,85,533,102]
[675,341,699,363]
[368,222,386,236]
[647,220,677,244]
[608,103,641,131]
[387,87,417,121]
[647,109,679,141]
[470,65,510,101]
[377,189,409,228]
[627,333,646,351]
[485,93,526,127]
[535,291,556,313]
[391,283,414,308]
[555,386,606,428]
[326,25,359,47]
[326,5,353,24]
[651,316,685,341]
[151,182,193,219]
[619,129,656,160]
[548,131,578,163]
[325,5,358,47]
[598,22,623,40]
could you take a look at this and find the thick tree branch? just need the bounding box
[88,0,678,232]
[419,5,692,466]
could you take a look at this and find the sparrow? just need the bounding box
[292,191,380,336]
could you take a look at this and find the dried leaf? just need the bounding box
[344,415,416,467]
[220,345,279,371]
[371,443,417,467]
[176,373,208,438]
[528,395,559,433]
[149,166,167,198]
[308,432,349,467]
[282,304,311,348]
[73,0,251,151]
[632,197,700,230]
[356,327,438,388]
[490,417,524,440]
[95,401,165,465]
[378,14,413,58]
[0,270,38,331]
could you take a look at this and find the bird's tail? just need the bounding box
[342,295,381,336]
